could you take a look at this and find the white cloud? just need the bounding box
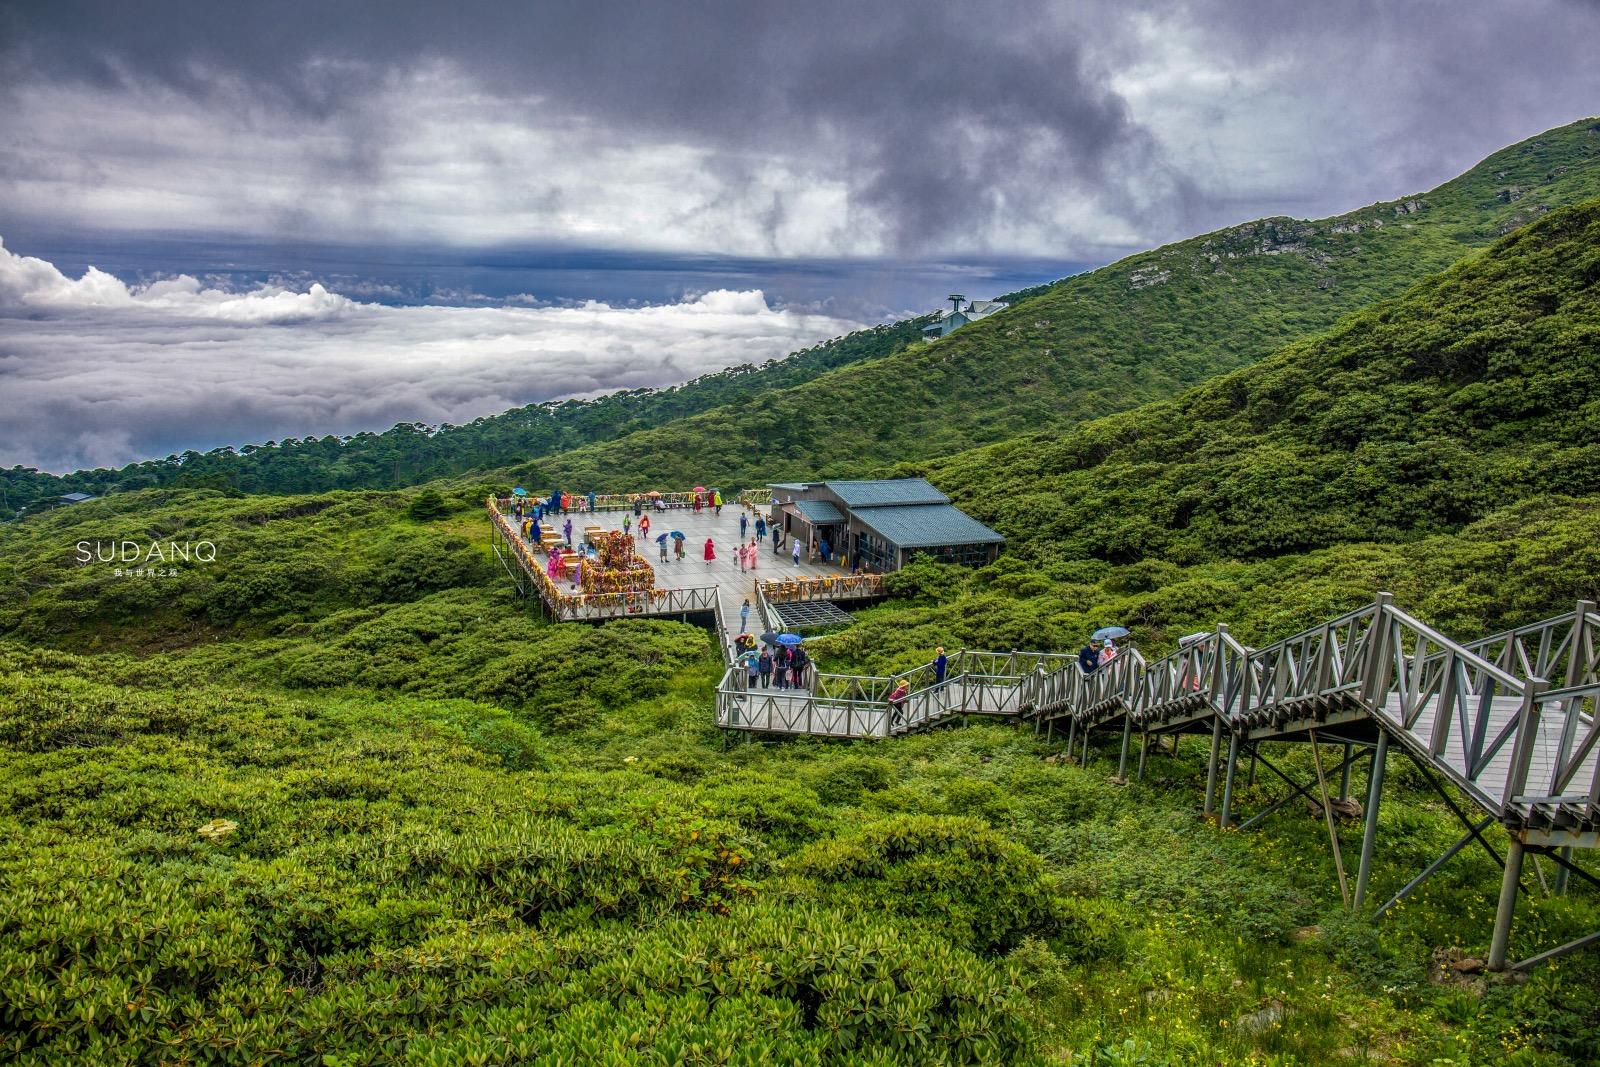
[0,238,864,472]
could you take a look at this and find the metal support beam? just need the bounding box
[1117,717,1132,779]
[1310,733,1351,907]
[1353,732,1388,911]
[1219,732,1241,829]
[1488,838,1526,971]
[1376,817,1495,917]
[1554,846,1574,895]
[1203,717,1223,816]
[1235,747,1366,832]
[1512,928,1600,972]
[1339,742,1353,802]
[1137,731,1150,780]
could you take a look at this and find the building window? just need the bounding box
[905,544,992,567]
[855,529,896,572]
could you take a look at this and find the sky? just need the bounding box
[2,0,1599,473]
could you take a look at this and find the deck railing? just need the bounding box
[489,499,718,622]
[758,574,885,603]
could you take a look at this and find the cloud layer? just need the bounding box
[0,239,862,472]
[5,1,1597,259]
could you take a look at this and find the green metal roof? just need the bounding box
[853,504,1004,549]
[790,498,846,524]
[823,478,949,508]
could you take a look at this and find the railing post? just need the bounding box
[1361,593,1395,707]
[1353,732,1388,910]
[1502,678,1549,812]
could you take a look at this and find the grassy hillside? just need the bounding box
[4,487,1598,1063]
[0,317,929,514]
[523,118,1600,491]
[6,134,1600,1067]
[805,198,1600,673]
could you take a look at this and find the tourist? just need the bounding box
[820,537,831,563]
[571,556,583,590]
[773,645,789,689]
[1078,639,1103,674]
[888,679,910,727]
[740,512,749,539]
[933,647,948,686]
[1100,639,1119,667]
[792,539,802,566]
[758,649,774,688]
[713,490,723,515]
[789,644,808,689]
[704,537,716,566]
[623,515,631,537]
[633,497,642,518]
[772,526,782,553]
[588,490,597,513]
[563,518,573,546]
[659,538,669,563]
[675,537,686,562]
[531,519,542,545]
[741,598,751,632]
[693,493,702,514]
[743,649,761,688]
[513,499,523,519]
[640,515,650,540]
[755,515,766,540]
[749,538,759,571]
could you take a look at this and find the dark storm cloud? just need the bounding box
[5,0,1598,255]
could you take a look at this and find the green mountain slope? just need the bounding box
[525,118,1600,490]
[5,206,1600,1066]
[813,196,1600,673]
[0,316,929,514]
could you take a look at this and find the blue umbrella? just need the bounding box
[511,487,528,496]
[670,530,686,540]
[1092,625,1131,641]
[655,533,669,543]
[776,633,804,646]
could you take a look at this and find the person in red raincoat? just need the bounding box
[704,537,716,566]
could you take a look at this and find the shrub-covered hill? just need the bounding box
[924,197,1600,568]
[518,117,1600,491]
[804,198,1600,679]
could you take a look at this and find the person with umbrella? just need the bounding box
[657,533,669,563]
[787,639,809,689]
[1078,638,1102,675]
[772,642,790,689]
[1092,625,1131,668]
[674,533,686,562]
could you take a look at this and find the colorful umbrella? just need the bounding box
[1092,626,1131,641]
[646,490,663,497]
[511,487,528,496]
[655,533,669,543]
[670,530,686,539]
[775,633,804,646]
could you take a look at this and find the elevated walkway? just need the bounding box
[715,593,1600,972]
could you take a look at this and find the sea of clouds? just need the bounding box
[0,238,864,473]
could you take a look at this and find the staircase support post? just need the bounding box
[1339,742,1353,802]
[1353,731,1388,910]
[1117,717,1132,779]
[1488,837,1526,971]
[1081,721,1092,765]
[1137,731,1150,780]
[1219,732,1241,829]
[1203,717,1223,816]
[1554,846,1574,896]
[1066,716,1076,757]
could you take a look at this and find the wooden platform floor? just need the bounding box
[546,503,847,640]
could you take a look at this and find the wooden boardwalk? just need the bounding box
[713,595,1600,972]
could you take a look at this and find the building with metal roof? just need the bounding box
[767,477,1002,571]
[922,296,1008,340]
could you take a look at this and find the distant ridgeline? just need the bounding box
[517,118,1600,493]
[9,118,1600,517]
[0,316,931,516]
